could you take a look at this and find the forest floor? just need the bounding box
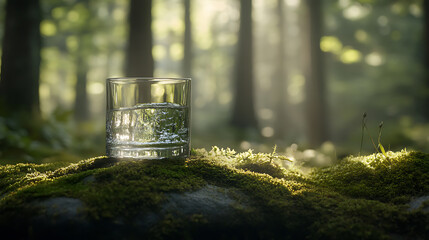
[0,147,428,239]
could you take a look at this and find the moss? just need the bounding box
[312,150,429,202]
[0,156,116,197]
[0,148,428,239]
[81,159,207,219]
[0,162,61,195]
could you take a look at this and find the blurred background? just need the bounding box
[0,0,428,164]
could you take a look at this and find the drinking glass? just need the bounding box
[106,77,191,159]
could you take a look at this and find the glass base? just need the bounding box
[107,144,189,160]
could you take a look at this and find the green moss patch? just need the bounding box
[312,150,429,202]
[0,148,428,239]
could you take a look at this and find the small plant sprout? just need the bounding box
[377,121,383,144]
[268,145,291,163]
[360,112,367,156]
[269,145,277,163]
[360,112,379,155]
[378,121,388,158]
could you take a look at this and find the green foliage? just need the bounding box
[0,109,104,165]
[0,113,71,163]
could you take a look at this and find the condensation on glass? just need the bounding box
[106,77,191,159]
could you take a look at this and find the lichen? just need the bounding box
[0,147,428,239]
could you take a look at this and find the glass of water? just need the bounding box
[106,77,191,159]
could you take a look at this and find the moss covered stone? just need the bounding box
[0,148,428,239]
[312,150,429,202]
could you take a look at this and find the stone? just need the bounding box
[0,149,428,239]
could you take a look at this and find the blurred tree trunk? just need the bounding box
[273,0,289,139]
[105,2,116,77]
[0,0,41,117]
[74,0,90,122]
[126,0,153,103]
[423,0,429,120]
[303,0,328,147]
[74,43,90,121]
[231,0,257,128]
[126,0,154,77]
[183,0,192,78]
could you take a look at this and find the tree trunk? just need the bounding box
[273,0,289,139]
[74,47,90,121]
[73,0,90,122]
[303,0,328,147]
[126,0,154,77]
[0,0,41,116]
[423,0,429,120]
[183,0,192,78]
[126,0,153,104]
[231,0,257,128]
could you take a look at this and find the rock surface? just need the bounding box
[408,195,429,212]
[24,185,254,239]
[0,149,428,239]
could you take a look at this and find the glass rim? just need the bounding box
[107,77,191,83]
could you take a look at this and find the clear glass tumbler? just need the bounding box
[106,77,191,159]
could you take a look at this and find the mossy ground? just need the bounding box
[0,147,428,239]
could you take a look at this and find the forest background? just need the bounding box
[0,0,428,164]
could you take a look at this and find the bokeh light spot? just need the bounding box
[66,36,79,52]
[354,30,368,43]
[343,4,370,20]
[340,48,361,64]
[88,82,104,95]
[377,16,388,27]
[285,0,300,8]
[40,20,57,37]
[113,8,126,21]
[51,7,65,19]
[261,127,274,138]
[67,10,80,22]
[170,43,184,61]
[259,108,273,120]
[240,141,251,150]
[153,45,166,60]
[409,4,422,17]
[320,36,342,54]
[365,52,383,66]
